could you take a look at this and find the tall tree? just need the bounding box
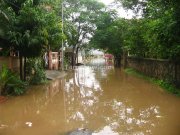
[1,0,63,80]
[90,11,125,67]
[62,0,105,66]
[116,0,180,60]
[41,0,64,51]
[7,0,47,80]
[115,0,180,86]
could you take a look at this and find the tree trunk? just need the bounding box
[123,51,128,69]
[114,56,121,67]
[174,61,179,88]
[24,57,27,81]
[72,46,76,68]
[72,49,75,68]
[19,55,23,80]
[76,47,79,64]
[71,54,74,69]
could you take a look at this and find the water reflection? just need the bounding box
[98,99,162,134]
[63,66,104,130]
[0,78,66,134]
[0,58,180,135]
[62,59,180,135]
[63,63,158,134]
[93,125,119,135]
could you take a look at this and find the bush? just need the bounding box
[0,65,27,95]
[26,58,46,85]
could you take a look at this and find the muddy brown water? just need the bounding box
[0,58,180,135]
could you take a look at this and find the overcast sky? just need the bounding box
[98,0,134,19]
[99,0,114,5]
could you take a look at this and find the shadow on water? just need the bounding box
[0,58,180,135]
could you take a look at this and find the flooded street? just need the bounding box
[0,58,180,135]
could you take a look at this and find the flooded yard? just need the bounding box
[0,58,180,135]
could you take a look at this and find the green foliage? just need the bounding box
[125,68,180,96]
[115,0,180,61]
[1,0,63,56]
[90,12,123,57]
[7,1,48,58]
[0,65,27,95]
[0,0,15,49]
[155,80,180,96]
[30,67,46,85]
[121,19,147,57]
[26,58,46,85]
[63,0,105,49]
[40,0,64,50]
[1,0,63,80]
[64,56,71,69]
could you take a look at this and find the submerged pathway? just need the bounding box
[45,70,67,80]
[0,58,180,135]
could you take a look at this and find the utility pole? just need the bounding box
[61,0,64,71]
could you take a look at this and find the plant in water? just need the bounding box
[0,65,27,95]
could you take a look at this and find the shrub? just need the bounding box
[26,58,46,85]
[0,65,27,95]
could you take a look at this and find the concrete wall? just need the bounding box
[0,56,19,72]
[126,56,180,87]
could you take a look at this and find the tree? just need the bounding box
[116,0,180,60]
[0,0,14,56]
[115,0,180,86]
[123,19,149,58]
[0,0,9,21]
[62,0,105,66]
[90,11,125,67]
[41,0,64,51]
[6,0,47,80]
[1,0,63,80]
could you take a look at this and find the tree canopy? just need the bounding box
[114,0,180,61]
[1,0,180,68]
[62,0,105,65]
[0,0,63,80]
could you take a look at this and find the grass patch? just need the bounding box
[125,68,180,96]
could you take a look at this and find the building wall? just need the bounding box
[126,57,180,87]
[48,51,59,70]
[0,56,20,72]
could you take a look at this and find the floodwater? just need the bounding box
[0,58,180,135]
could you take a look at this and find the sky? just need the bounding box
[98,0,134,19]
[99,0,114,5]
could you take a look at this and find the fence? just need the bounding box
[126,57,180,87]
